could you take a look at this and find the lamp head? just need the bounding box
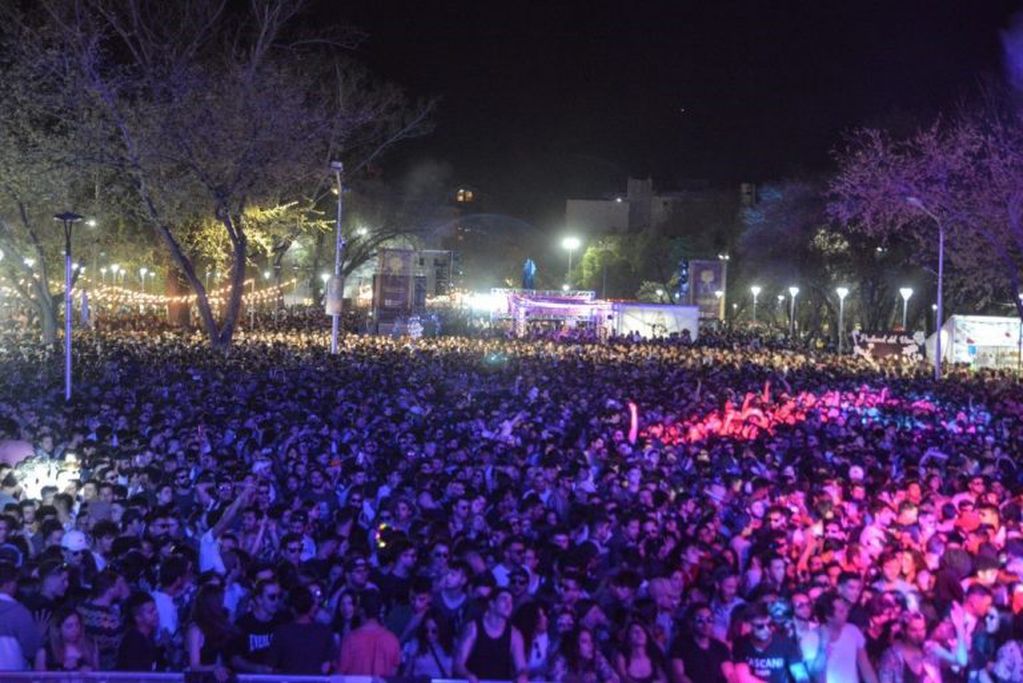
[836,286,849,300]
[562,236,581,251]
[788,286,799,297]
[899,287,914,301]
[750,285,762,297]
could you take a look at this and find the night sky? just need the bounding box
[323,0,1022,229]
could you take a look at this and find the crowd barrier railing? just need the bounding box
[0,673,544,683]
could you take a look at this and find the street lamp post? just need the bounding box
[54,211,82,402]
[788,286,799,339]
[750,285,762,323]
[329,161,346,355]
[562,236,581,287]
[836,287,849,354]
[899,287,914,329]
[907,197,944,380]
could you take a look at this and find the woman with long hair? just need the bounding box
[614,621,668,683]
[401,608,453,678]
[34,608,99,672]
[185,584,235,682]
[331,589,363,641]
[512,601,552,680]
[549,626,620,683]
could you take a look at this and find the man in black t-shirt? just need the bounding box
[671,603,732,683]
[229,579,285,674]
[117,592,163,672]
[733,604,808,683]
[267,586,336,675]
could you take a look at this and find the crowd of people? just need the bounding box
[0,321,1022,682]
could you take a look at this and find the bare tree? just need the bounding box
[829,94,1023,322]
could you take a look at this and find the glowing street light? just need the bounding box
[561,283,570,292]
[656,288,665,302]
[788,286,799,338]
[139,267,149,293]
[562,236,581,286]
[750,285,762,323]
[320,272,330,284]
[100,266,107,283]
[23,257,35,268]
[355,226,368,237]
[263,270,271,280]
[836,286,849,354]
[85,218,97,228]
[899,287,914,329]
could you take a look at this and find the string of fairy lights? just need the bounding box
[0,274,298,307]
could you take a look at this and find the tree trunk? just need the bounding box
[272,240,290,310]
[310,230,325,304]
[213,211,248,348]
[166,265,191,328]
[32,279,58,345]
[39,298,57,345]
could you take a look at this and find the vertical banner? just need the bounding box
[687,260,727,320]
[373,249,418,332]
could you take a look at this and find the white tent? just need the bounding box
[925,314,1021,370]
[610,303,700,340]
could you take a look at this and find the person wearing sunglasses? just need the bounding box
[733,603,810,683]
[671,603,733,683]
[229,579,284,674]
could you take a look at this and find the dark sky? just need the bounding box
[320,0,1022,229]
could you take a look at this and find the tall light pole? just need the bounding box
[788,286,799,339]
[329,161,345,355]
[899,287,914,329]
[907,196,943,379]
[562,236,581,287]
[54,211,82,402]
[836,286,849,354]
[140,267,149,293]
[750,285,761,323]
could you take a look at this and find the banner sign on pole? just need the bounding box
[687,260,726,320]
[851,330,925,361]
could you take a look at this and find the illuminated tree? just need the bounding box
[16,0,432,347]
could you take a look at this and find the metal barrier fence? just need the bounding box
[0,674,536,683]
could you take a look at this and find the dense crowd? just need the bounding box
[0,323,1022,683]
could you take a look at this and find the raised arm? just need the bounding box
[211,483,253,539]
